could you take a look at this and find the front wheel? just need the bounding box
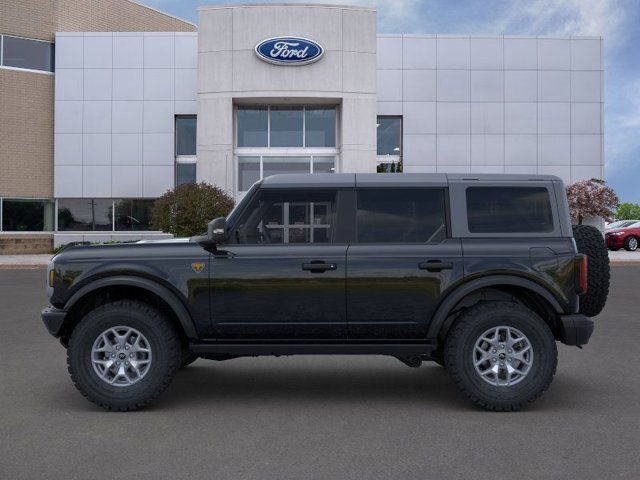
[67,300,182,411]
[444,301,557,411]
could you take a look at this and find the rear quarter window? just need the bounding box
[466,187,554,233]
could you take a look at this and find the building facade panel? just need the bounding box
[53,32,197,200]
[378,35,603,177]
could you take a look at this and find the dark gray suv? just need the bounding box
[42,173,609,411]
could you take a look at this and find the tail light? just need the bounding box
[576,254,588,294]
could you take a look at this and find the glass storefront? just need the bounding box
[235,105,338,192]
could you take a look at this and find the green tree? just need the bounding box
[151,182,235,237]
[615,202,640,220]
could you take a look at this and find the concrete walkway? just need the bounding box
[0,250,639,268]
[0,254,52,269]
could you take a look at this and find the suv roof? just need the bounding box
[260,173,563,189]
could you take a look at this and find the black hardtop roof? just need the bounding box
[259,173,562,188]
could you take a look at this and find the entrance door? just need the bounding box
[211,188,348,340]
[347,188,464,339]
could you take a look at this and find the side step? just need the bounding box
[190,342,436,357]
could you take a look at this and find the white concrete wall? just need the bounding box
[377,35,604,184]
[54,32,198,199]
[197,4,377,196]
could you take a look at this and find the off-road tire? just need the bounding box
[67,300,181,411]
[444,301,557,411]
[180,349,199,369]
[572,224,610,317]
[624,235,638,251]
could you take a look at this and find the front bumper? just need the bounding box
[41,306,67,337]
[558,314,594,346]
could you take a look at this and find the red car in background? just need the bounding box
[605,221,640,251]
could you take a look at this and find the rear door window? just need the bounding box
[466,187,554,233]
[356,189,447,243]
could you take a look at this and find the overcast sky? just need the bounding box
[140,0,640,203]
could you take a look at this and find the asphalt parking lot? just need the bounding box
[1,268,639,480]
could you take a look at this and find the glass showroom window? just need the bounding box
[114,199,155,231]
[1,198,54,231]
[54,199,157,232]
[57,199,112,231]
[235,106,338,192]
[0,35,54,73]
[376,116,402,173]
[175,116,197,186]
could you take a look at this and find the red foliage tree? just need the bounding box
[566,178,619,225]
[151,182,235,237]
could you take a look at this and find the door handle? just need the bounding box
[418,261,453,272]
[302,262,337,272]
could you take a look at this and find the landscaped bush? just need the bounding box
[151,182,234,237]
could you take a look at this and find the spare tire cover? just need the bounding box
[572,224,610,317]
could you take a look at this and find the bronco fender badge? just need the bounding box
[191,262,206,273]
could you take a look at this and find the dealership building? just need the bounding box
[0,1,604,249]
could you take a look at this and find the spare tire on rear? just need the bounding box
[572,224,610,317]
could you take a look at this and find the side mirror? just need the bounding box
[207,217,227,244]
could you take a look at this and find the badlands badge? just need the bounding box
[191,262,206,273]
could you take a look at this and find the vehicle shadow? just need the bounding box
[160,360,468,409]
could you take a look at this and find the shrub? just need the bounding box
[151,182,235,237]
[566,178,619,225]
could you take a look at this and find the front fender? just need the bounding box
[63,275,198,340]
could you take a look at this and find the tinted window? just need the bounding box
[175,116,196,155]
[377,116,402,156]
[356,189,446,243]
[2,199,54,231]
[2,36,54,72]
[305,107,336,147]
[176,163,196,186]
[114,199,154,231]
[235,190,336,244]
[57,199,112,231]
[270,107,303,147]
[466,187,554,233]
[237,107,268,147]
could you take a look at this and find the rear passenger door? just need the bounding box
[346,188,463,339]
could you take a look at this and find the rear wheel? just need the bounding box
[444,301,557,411]
[624,235,638,251]
[67,300,181,411]
[572,224,610,317]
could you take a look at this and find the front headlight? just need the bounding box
[610,231,624,236]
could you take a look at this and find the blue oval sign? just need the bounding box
[255,37,324,66]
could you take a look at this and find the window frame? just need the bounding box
[352,187,450,245]
[448,181,561,238]
[0,34,54,75]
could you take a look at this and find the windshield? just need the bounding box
[226,183,259,228]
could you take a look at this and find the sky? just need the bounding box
[141,0,640,203]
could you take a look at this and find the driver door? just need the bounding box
[210,188,348,340]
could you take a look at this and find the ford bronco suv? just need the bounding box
[41,173,609,411]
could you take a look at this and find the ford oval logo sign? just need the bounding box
[255,37,324,66]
